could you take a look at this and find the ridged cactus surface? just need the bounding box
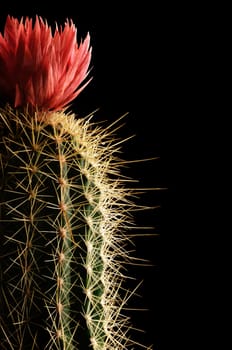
[0,108,137,349]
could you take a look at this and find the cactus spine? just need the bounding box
[0,107,145,349]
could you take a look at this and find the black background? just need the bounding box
[0,3,175,348]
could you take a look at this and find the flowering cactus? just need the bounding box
[0,16,152,349]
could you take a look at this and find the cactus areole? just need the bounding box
[0,16,152,349]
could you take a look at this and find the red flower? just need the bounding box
[0,15,92,111]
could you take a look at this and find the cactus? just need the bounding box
[0,16,153,350]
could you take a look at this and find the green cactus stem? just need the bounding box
[0,107,149,350]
